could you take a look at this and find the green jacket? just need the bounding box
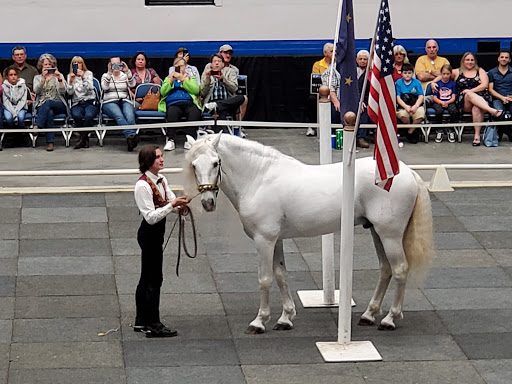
[158,76,201,113]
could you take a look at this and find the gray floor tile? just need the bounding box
[0,196,21,208]
[214,271,318,293]
[110,238,138,256]
[115,273,216,294]
[114,254,211,275]
[242,364,365,384]
[459,215,512,232]
[0,259,17,277]
[454,333,512,359]
[488,249,512,267]
[353,289,434,312]
[447,201,512,217]
[15,295,120,319]
[424,288,512,310]
[13,318,121,343]
[358,361,485,384]
[16,275,116,296]
[0,298,14,320]
[22,193,106,208]
[0,224,19,240]
[19,238,111,257]
[104,193,137,207]
[220,291,308,316]
[8,368,126,384]
[424,267,512,289]
[434,232,482,250]
[438,309,512,334]
[431,200,453,217]
[0,343,9,369]
[201,235,256,254]
[473,231,512,249]
[432,249,498,268]
[433,215,467,232]
[127,366,245,384]
[0,208,20,224]
[21,207,107,223]
[108,221,139,238]
[18,256,113,276]
[211,252,309,273]
[123,339,239,367]
[472,359,512,384]
[20,222,109,239]
[0,240,18,258]
[107,207,141,222]
[0,277,15,297]
[0,320,12,344]
[10,342,123,369]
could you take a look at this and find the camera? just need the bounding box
[111,62,124,70]
[72,63,79,75]
[211,70,220,76]
[182,49,188,56]
[46,68,56,74]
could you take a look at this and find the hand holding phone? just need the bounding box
[72,62,79,75]
[46,68,56,75]
[211,70,220,76]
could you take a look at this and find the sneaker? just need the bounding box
[356,138,370,148]
[447,132,456,143]
[306,127,317,136]
[183,141,192,150]
[164,139,175,151]
[141,322,178,338]
[435,132,443,143]
[204,102,218,113]
[239,129,247,138]
[406,130,419,144]
[126,134,139,152]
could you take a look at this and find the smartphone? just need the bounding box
[182,49,189,56]
[111,63,123,70]
[211,70,220,76]
[46,68,56,74]
[72,63,78,75]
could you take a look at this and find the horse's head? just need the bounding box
[184,134,222,212]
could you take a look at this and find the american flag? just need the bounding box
[367,0,399,191]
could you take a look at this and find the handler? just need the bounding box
[133,144,191,337]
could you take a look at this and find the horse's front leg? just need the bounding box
[245,235,276,335]
[272,239,296,331]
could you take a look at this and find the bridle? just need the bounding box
[196,158,223,195]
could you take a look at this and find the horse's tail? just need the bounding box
[403,172,434,286]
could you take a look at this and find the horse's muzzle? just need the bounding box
[202,198,216,212]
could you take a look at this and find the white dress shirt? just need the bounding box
[134,171,177,225]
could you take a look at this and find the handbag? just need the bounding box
[139,85,161,111]
[483,125,499,147]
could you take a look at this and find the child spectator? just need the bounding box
[433,64,458,143]
[396,63,424,144]
[2,66,28,130]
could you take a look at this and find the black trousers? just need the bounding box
[165,101,202,139]
[211,95,245,133]
[135,218,166,325]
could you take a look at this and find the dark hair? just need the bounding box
[174,47,189,58]
[210,53,223,63]
[499,49,511,57]
[138,145,159,173]
[3,65,20,79]
[129,51,150,69]
[12,45,26,55]
[440,64,453,73]
[401,63,414,73]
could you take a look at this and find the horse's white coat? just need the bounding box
[184,134,433,333]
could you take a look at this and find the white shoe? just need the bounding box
[164,139,175,151]
[435,132,443,143]
[306,127,317,136]
[184,141,192,150]
[204,102,218,112]
[239,129,247,138]
[448,132,456,143]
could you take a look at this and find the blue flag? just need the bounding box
[336,0,358,123]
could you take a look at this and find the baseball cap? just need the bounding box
[219,44,234,53]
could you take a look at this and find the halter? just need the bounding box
[196,158,223,194]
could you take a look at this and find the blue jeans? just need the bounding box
[4,109,26,128]
[102,100,136,138]
[0,104,3,129]
[71,101,99,128]
[492,99,512,115]
[35,100,67,143]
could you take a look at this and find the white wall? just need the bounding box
[0,0,507,43]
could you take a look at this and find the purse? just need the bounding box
[139,85,161,111]
[483,125,499,147]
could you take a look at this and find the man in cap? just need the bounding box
[219,44,239,76]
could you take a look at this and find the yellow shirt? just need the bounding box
[414,55,450,88]
[312,58,329,74]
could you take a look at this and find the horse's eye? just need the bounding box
[213,162,218,168]
[192,164,196,170]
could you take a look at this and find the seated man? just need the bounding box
[414,39,450,90]
[488,49,512,141]
[200,53,247,133]
[396,63,425,144]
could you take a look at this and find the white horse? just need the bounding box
[183,134,433,334]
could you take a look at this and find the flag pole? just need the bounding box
[328,0,344,91]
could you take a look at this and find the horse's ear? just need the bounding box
[211,133,222,148]
[186,135,196,145]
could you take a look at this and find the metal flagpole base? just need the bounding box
[316,340,382,362]
[297,290,356,307]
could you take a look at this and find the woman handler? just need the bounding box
[133,145,191,337]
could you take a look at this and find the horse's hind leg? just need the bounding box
[272,239,296,331]
[245,235,275,335]
[359,228,392,326]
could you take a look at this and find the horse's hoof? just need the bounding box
[244,325,265,335]
[378,323,396,331]
[358,318,375,326]
[273,323,293,331]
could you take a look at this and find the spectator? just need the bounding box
[67,56,99,149]
[129,52,161,109]
[396,63,424,144]
[307,43,334,136]
[393,45,410,82]
[356,50,370,148]
[219,44,239,76]
[488,49,512,141]
[101,57,138,151]
[2,66,28,131]
[432,64,458,143]
[160,57,202,152]
[11,45,38,93]
[434,52,503,146]
[33,53,68,152]
[356,50,369,79]
[200,53,247,132]
[169,48,201,87]
[321,65,341,125]
[0,73,4,149]
[414,40,450,89]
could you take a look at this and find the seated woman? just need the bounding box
[67,56,99,149]
[434,52,503,146]
[33,53,68,152]
[168,48,200,87]
[101,57,138,151]
[160,57,201,151]
[393,45,410,82]
[129,52,161,109]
